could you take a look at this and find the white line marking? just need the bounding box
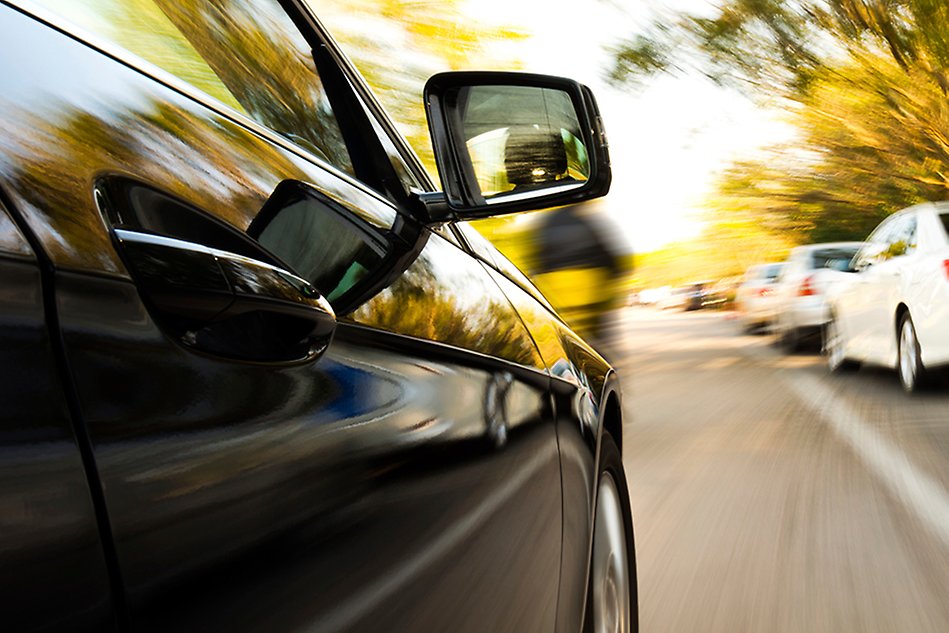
[786,372,949,548]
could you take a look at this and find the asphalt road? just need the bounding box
[607,307,949,633]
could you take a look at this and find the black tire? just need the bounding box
[897,312,928,393]
[586,433,638,633]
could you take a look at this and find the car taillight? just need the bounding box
[757,287,771,297]
[944,260,949,280]
[799,275,816,297]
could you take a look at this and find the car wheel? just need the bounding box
[897,312,927,393]
[824,314,857,373]
[589,433,638,633]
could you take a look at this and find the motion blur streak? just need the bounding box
[786,373,949,548]
[614,308,949,633]
[302,444,557,633]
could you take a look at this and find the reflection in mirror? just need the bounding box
[457,86,589,199]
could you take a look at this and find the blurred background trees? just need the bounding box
[609,0,949,251]
[321,1,949,298]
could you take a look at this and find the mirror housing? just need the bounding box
[249,180,428,316]
[424,71,611,220]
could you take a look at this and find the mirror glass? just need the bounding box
[454,85,590,200]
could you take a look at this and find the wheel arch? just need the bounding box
[895,302,909,339]
[599,370,624,452]
[584,372,637,633]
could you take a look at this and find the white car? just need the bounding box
[825,202,949,391]
[771,242,865,350]
[735,262,785,332]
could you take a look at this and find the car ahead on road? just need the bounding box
[734,262,785,332]
[771,242,865,350]
[825,203,949,391]
[0,2,635,632]
[683,282,709,311]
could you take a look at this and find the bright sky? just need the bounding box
[463,0,795,253]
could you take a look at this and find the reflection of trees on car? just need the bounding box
[2,96,300,272]
[34,0,355,173]
[351,238,541,368]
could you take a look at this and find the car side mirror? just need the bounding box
[423,72,610,221]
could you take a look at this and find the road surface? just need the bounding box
[609,308,949,633]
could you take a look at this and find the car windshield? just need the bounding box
[811,247,861,271]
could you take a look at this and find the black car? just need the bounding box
[0,1,635,631]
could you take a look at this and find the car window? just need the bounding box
[940,212,949,241]
[884,214,917,259]
[810,247,862,271]
[762,263,783,280]
[360,99,424,196]
[855,216,896,268]
[34,0,355,176]
[866,215,896,246]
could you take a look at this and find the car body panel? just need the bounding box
[0,201,116,631]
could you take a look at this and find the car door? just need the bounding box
[861,213,917,365]
[454,222,621,633]
[844,218,896,362]
[0,2,563,632]
[0,202,116,632]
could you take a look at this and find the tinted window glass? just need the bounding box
[360,94,423,195]
[35,0,354,175]
[810,247,861,271]
[940,212,949,240]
